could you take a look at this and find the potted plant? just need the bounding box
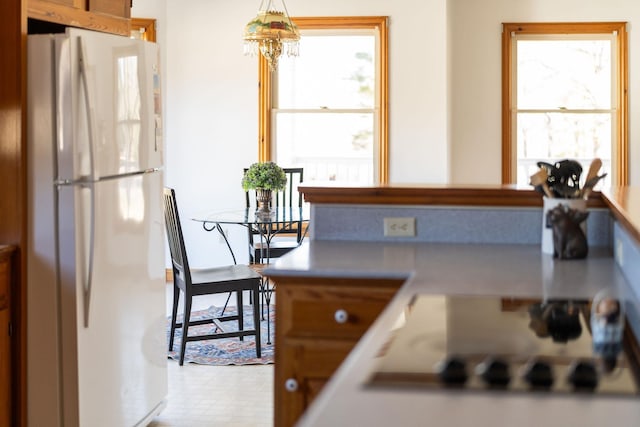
[242,162,287,212]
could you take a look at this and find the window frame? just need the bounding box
[501,22,628,186]
[257,16,389,184]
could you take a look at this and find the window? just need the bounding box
[502,22,628,186]
[258,16,388,184]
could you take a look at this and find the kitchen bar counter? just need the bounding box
[266,185,640,426]
[265,241,640,427]
[299,184,639,245]
[299,183,607,208]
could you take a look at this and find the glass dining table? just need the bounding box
[191,205,310,344]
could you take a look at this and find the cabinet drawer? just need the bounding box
[284,285,396,339]
[284,337,357,378]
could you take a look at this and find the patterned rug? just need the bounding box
[167,305,274,365]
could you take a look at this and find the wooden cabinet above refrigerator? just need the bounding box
[28,0,130,36]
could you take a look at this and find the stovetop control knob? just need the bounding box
[476,357,511,387]
[435,356,468,385]
[523,360,554,389]
[567,361,598,391]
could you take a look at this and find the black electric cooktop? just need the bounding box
[367,294,640,396]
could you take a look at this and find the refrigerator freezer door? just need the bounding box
[56,28,163,183]
[57,170,167,426]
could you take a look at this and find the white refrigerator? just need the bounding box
[27,28,167,426]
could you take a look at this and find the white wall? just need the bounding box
[134,0,639,267]
[450,0,640,185]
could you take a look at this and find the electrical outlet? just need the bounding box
[384,217,416,237]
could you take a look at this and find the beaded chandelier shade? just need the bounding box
[243,0,300,71]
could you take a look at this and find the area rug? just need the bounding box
[167,305,274,365]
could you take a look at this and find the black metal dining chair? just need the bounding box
[163,187,262,365]
[244,167,305,264]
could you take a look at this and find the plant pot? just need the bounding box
[256,189,273,213]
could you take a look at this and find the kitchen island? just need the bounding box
[268,242,639,427]
[264,186,640,427]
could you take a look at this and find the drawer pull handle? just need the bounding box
[285,378,298,392]
[334,309,349,324]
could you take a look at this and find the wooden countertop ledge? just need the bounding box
[299,184,607,206]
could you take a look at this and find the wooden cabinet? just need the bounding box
[28,0,131,36]
[0,246,15,427]
[272,276,404,427]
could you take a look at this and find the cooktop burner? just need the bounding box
[366,294,640,396]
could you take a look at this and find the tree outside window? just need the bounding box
[258,16,389,185]
[502,22,628,187]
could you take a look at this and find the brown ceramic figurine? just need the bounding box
[546,205,589,259]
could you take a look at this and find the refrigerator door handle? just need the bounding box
[78,36,97,183]
[82,183,96,328]
[78,36,97,328]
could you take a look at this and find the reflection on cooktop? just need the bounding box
[366,294,640,396]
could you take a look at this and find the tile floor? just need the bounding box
[148,285,274,427]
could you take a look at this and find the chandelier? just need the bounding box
[243,0,300,71]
